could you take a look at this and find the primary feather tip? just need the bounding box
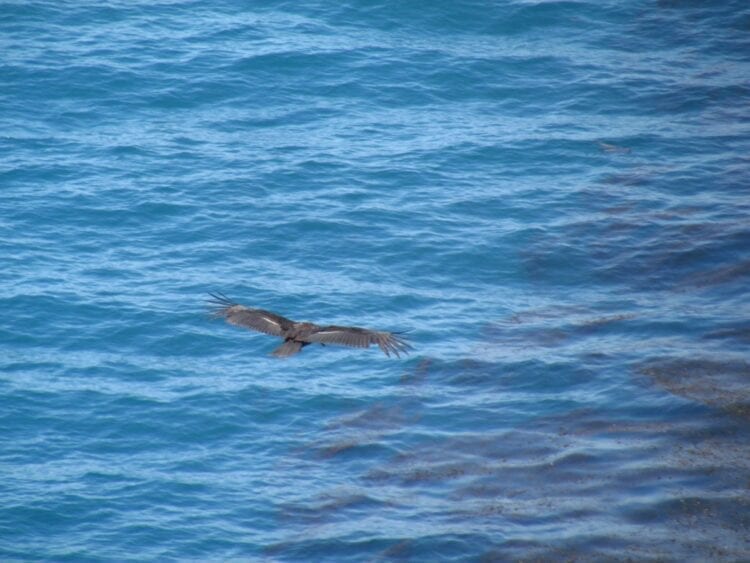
[207,292,236,317]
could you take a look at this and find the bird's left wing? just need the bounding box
[303,325,412,358]
[208,293,293,337]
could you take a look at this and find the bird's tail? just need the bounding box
[271,340,303,357]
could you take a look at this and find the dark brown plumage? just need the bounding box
[208,293,412,358]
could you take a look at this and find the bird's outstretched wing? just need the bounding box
[208,293,294,337]
[303,325,412,358]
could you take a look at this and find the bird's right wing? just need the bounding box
[208,293,293,337]
[303,325,412,358]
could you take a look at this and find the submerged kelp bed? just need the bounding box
[265,355,750,560]
[640,359,750,420]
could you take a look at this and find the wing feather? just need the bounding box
[208,293,293,337]
[303,325,412,358]
[208,293,412,358]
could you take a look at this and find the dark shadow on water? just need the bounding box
[399,357,431,386]
[490,310,636,341]
[268,352,750,560]
[704,323,750,345]
[639,357,750,420]
[680,259,750,291]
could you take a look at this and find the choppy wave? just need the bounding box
[2,0,750,560]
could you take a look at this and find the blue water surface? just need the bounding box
[2,1,750,560]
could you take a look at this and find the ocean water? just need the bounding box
[2,0,750,560]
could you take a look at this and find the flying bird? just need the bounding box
[208,293,412,358]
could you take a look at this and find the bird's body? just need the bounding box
[209,293,411,358]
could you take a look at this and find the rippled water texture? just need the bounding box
[2,1,750,560]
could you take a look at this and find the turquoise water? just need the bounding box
[2,1,750,560]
